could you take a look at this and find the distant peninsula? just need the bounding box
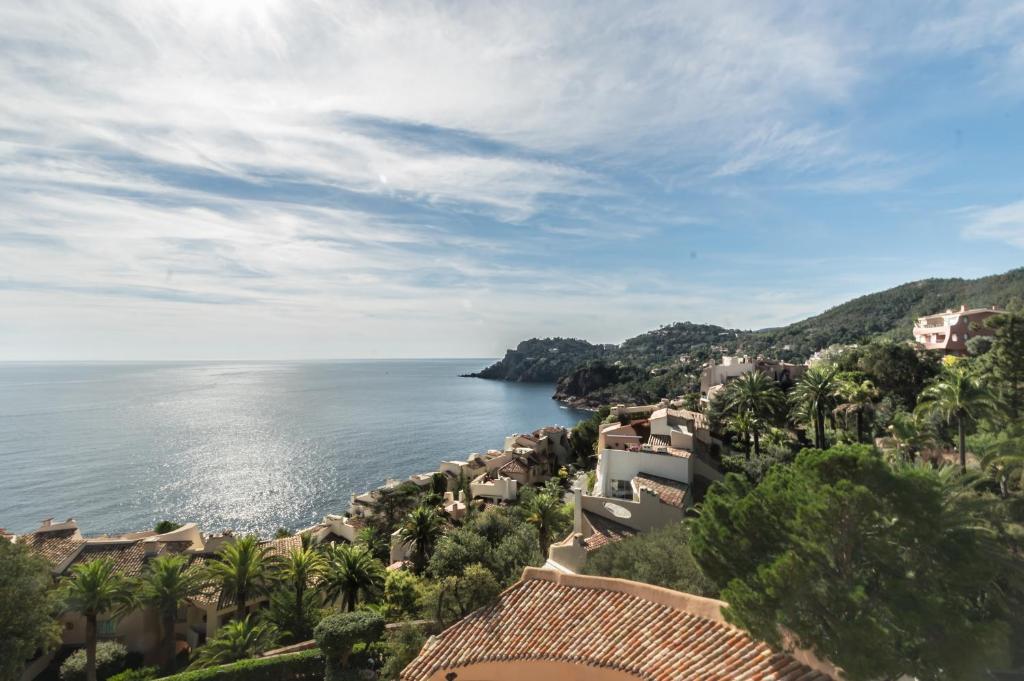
[466,267,1024,407]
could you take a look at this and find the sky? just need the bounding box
[2,1,1024,360]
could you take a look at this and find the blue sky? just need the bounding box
[2,1,1024,360]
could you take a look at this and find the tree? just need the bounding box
[322,544,384,612]
[916,363,995,472]
[189,616,279,668]
[382,570,423,620]
[0,540,61,681]
[569,406,609,465]
[524,491,563,558]
[355,526,390,563]
[59,558,135,681]
[314,611,385,681]
[428,526,491,579]
[397,506,444,575]
[721,371,784,457]
[379,623,426,681]
[854,340,939,409]
[276,546,325,641]
[984,309,1024,422]
[834,377,878,443]
[205,535,277,620]
[886,409,934,463]
[581,522,716,596]
[422,564,500,625]
[725,410,755,458]
[135,554,205,673]
[691,445,1019,681]
[789,365,839,449]
[153,521,181,535]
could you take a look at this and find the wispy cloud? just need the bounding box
[1,1,1022,359]
[961,199,1024,247]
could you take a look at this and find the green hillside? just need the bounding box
[467,267,1024,405]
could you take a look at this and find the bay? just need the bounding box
[0,360,587,536]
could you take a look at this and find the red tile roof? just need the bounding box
[20,529,85,570]
[401,569,837,681]
[67,541,149,577]
[499,457,529,476]
[634,474,688,509]
[582,511,636,552]
[262,534,303,558]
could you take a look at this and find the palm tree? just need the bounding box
[790,365,840,449]
[59,558,135,681]
[321,544,384,611]
[136,554,206,673]
[725,410,755,457]
[205,535,277,620]
[397,506,444,575]
[190,616,279,668]
[887,409,934,463]
[279,546,325,636]
[525,492,562,558]
[916,364,996,472]
[722,371,784,457]
[835,378,879,443]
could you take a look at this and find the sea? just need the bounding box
[0,360,588,536]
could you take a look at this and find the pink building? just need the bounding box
[912,305,1003,354]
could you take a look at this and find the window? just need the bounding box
[98,620,117,637]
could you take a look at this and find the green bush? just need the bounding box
[107,667,158,681]
[161,649,323,681]
[60,641,130,681]
[314,612,385,681]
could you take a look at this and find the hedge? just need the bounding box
[161,650,324,681]
[60,642,135,681]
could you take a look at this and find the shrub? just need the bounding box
[379,623,426,680]
[60,641,130,681]
[314,612,385,680]
[161,649,322,681]
[107,667,158,681]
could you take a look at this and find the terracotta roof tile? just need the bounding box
[20,529,84,570]
[499,457,529,475]
[582,511,636,552]
[634,474,688,509]
[67,541,149,577]
[400,570,836,681]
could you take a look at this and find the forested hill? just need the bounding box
[737,267,1024,360]
[467,268,1024,403]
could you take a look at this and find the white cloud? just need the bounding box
[961,199,1024,247]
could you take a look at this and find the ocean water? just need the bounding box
[0,360,587,536]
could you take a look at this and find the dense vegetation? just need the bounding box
[592,307,1024,679]
[2,475,574,681]
[472,267,1024,405]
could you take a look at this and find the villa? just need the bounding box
[547,408,721,573]
[18,517,309,665]
[400,568,839,681]
[912,304,1003,354]
[699,355,806,406]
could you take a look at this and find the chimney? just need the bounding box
[41,518,53,528]
[960,304,967,312]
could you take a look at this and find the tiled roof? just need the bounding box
[67,541,149,577]
[20,529,84,570]
[647,433,671,447]
[401,569,837,681]
[634,474,688,509]
[499,457,528,475]
[262,534,303,558]
[582,511,635,552]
